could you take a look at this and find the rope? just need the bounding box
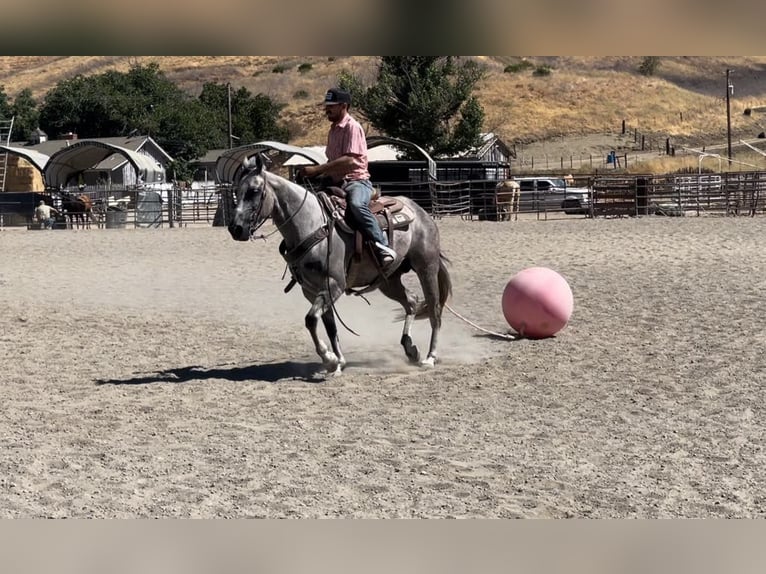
[445,303,517,340]
[324,216,360,337]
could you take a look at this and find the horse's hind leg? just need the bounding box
[416,266,444,368]
[378,271,421,364]
[305,291,343,376]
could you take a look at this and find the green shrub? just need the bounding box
[504,60,534,73]
[638,56,661,76]
[533,65,552,76]
[272,64,291,74]
[298,63,313,74]
[294,89,309,99]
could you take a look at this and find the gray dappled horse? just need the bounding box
[228,155,452,375]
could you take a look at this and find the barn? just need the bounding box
[1,134,171,191]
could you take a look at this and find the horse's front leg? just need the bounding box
[305,292,342,376]
[321,309,346,372]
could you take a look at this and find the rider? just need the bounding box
[298,87,396,267]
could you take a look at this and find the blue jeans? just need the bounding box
[343,179,388,246]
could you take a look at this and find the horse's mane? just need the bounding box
[261,166,314,199]
[240,156,314,204]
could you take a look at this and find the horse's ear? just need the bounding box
[243,153,271,174]
[257,152,272,170]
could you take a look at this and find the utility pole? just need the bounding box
[227,82,233,149]
[726,68,733,165]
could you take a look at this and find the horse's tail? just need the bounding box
[414,252,452,319]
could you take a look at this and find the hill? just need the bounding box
[2,56,766,163]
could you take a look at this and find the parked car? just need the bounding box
[515,177,591,214]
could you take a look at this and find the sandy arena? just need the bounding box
[1,215,764,518]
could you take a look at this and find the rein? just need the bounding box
[249,181,311,241]
[241,175,361,337]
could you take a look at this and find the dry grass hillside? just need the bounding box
[2,56,766,167]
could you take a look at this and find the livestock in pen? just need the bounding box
[59,190,98,229]
[495,179,521,221]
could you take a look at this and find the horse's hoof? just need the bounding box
[419,356,436,369]
[401,336,420,364]
[322,353,341,374]
[405,346,420,364]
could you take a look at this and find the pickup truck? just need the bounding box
[515,177,591,214]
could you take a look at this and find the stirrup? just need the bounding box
[374,241,396,262]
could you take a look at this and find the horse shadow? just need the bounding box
[95,360,325,386]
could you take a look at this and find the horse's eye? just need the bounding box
[244,187,257,202]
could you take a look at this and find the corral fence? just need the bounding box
[0,185,223,229]
[378,172,766,220]
[4,172,766,229]
[590,172,766,218]
[377,178,588,220]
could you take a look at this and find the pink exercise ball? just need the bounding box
[501,267,574,338]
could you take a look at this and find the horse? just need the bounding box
[495,179,520,221]
[59,190,96,229]
[227,155,452,375]
[91,198,107,228]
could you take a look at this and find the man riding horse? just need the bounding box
[297,88,397,268]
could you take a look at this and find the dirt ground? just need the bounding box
[1,214,765,518]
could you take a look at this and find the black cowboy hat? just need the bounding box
[322,88,351,106]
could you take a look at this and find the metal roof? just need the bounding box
[366,136,437,181]
[448,132,513,160]
[44,140,164,189]
[215,141,327,184]
[0,145,49,173]
[215,137,436,184]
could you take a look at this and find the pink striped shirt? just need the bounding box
[325,113,370,181]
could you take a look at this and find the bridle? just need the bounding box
[244,183,270,239]
[240,172,311,241]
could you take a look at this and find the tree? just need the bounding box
[0,85,13,123]
[38,62,219,161]
[38,73,116,138]
[11,88,39,142]
[37,63,289,162]
[340,57,487,157]
[198,82,289,148]
[638,57,661,77]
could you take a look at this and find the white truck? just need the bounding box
[515,176,591,214]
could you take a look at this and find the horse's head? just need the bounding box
[228,154,275,241]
